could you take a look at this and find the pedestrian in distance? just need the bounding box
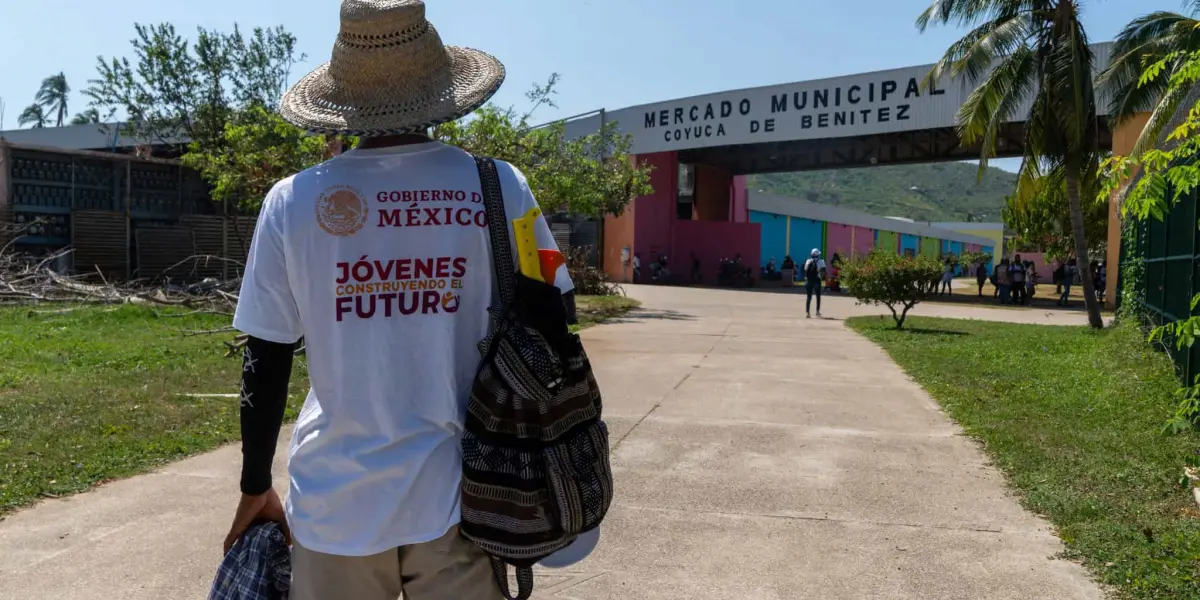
[803,248,826,318]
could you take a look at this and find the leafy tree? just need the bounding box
[841,250,944,329]
[434,75,653,218]
[70,108,102,125]
[177,71,649,224]
[1104,48,1200,430]
[918,0,1105,328]
[35,72,70,127]
[1003,156,1108,259]
[959,250,993,270]
[18,104,47,128]
[180,106,327,211]
[83,23,302,151]
[1098,2,1200,158]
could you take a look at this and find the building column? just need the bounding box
[1106,113,1152,310]
[693,165,732,222]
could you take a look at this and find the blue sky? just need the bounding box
[0,0,1176,172]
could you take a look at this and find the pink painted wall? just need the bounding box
[965,243,981,253]
[623,151,761,281]
[826,223,853,259]
[1012,252,1054,284]
[632,152,678,263]
[730,175,749,223]
[672,219,761,281]
[852,226,874,257]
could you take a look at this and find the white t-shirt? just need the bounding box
[233,141,573,556]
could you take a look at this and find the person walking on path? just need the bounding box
[975,261,988,297]
[222,2,575,599]
[939,258,954,295]
[1058,258,1078,306]
[803,249,826,318]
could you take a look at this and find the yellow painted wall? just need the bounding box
[1106,112,1153,310]
[938,227,1004,254]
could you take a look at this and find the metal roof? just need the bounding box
[749,191,995,247]
[0,123,182,151]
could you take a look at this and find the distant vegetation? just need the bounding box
[748,162,1018,222]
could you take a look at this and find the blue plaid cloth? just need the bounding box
[208,522,291,600]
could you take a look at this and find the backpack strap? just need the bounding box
[474,156,517,307]
[473,155,536,600]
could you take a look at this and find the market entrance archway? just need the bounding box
[561,42,1135,306]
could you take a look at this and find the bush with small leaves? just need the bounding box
[840,250,944,329]
[565,247,623,297]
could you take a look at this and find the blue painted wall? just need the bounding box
[789,218,824,262]
[900,234,920,257]
[983,245,995,272]
[948,241,964,274]
[749,210,787,267]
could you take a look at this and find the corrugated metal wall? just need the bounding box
[0,142,254,282]
[1129,176,1200,383]
[71,211,128,279]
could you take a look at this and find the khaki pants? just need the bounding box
[291,526,501,600]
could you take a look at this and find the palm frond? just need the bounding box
[1099,11,1200,122]
[17,104,48,128]
[1130,79,1191,157]
[917,0,1023,31]
[1043,16,1096,152]
[950,13,1032,83]
[956,46,1037,160]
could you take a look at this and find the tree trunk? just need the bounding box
[1065,168,1104,328]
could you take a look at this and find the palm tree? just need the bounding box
[35,72,70,127]
[70,108,101,125]
[18,103,48,128]
[918,0,1105,328]
[1098,3,1200,157]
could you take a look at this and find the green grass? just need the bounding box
[572,295,640,332]
[0,296,634,515]
[848,316,1200,599]
[0,304,309,515]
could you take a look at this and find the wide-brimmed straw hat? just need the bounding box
[281,0,505,136]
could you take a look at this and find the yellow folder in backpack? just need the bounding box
[512,207,545,283]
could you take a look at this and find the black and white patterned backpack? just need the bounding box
[459,156,614,600]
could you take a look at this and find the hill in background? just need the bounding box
[747,162,1018,223]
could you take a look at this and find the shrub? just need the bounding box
[565,247,623,296]
[841,250,944,329]
[960,250,993,269]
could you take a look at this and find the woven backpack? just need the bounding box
[460,157,614,600]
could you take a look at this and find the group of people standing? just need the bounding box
[977,255,1106,307]
[987,255,1037,305]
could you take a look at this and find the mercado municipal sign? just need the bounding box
[574,43,1113,155]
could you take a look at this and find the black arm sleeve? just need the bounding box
[238,336,295,495]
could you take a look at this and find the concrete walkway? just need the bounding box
[0,286,1103,599]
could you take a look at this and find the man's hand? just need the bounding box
[222,487,290,554]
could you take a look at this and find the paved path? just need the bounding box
[0,286,1103,599]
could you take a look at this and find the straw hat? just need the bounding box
[281,0,505,136]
